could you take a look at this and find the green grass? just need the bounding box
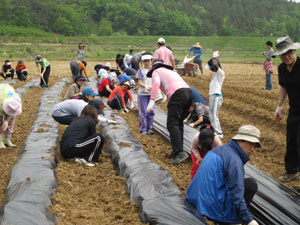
[0,34,293,64]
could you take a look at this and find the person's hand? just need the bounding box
[107,119,117,124]
[275,105,283,121]
[124,107,129,113]
[146,100,155,113]
[144,85,152,91]
[130,102,134,110]
[2,120,9,131]
[248,220,259,225]
[196,157,203,165]
[40,73,44,77]
[183,118,188,123]
[189,123,195,127]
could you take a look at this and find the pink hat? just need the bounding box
[3,97,22,117]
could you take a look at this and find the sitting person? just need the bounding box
[190,124,222,180]
[94,64,105,75]
[186,125,261,225]
[118,72,136,87]
[107,81,134,112]
[60,105,105,167]
[0,60,14,80]
[184,102,210,128]
[98,73,116,98]
[15,60,28,81]
[63,75,86,100]
[97,62,111,85]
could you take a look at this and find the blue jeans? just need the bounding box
[265,72,272,90]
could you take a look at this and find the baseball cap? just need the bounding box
[232,125,261,148]
[89,99,105,115]
[157,37,165,44]
[82,88,98,97]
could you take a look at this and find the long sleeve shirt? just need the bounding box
[154,46,174,66]
[108,86,133,107]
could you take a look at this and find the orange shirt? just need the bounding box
[77,61,89,79]
[15,64,27,72]
[108,86,133,106]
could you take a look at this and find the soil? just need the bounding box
[0,60,296,225]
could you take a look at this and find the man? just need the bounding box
[274,36,300,183]
[146,60,192,165]
[154,37,175,69]
[189,42,203,75]
[186,125,260,225]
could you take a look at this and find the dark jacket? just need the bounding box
[60,116,96,151]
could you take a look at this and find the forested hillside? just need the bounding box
[1,0,300,40]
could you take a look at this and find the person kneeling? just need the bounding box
[60,105,105,167]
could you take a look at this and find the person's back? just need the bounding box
[154,46,174,66]
[52,99,87,118]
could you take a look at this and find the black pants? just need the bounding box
[108,93,129,110]
[285,114,300,173]
[194,60,203,75]
[40,65,50,86]
[52,115,76,125]
[191,114,210,126]
[213,178,258,225]
[16,70,27,81]
[167,88,193,156]
[99,85,115,98]
[61,133,105,162]
[0,69,14,79]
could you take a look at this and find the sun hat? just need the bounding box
[122,81,131,87]
[274,36,300,56]
[35,55,43,63]
[232,125,261,148]
[18,60,24,66]
[157,37,166,44]
[105,62,111,68]
[89,99,105,115]
[75,75,87,82]
[3,97,22,117]
[141,54,153,61]
[193,42,202,48]
[82,88,98,97]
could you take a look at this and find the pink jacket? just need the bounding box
[154,46,174,65]
[150,68,189,100]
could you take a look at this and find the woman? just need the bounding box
[15,60,28,81]
[0,84,22,148]
[63,75,86,100]
[0,60,15,80]
[60,105,105,167]
[263,41,274,90]
[76,43,85,62]
[35,55,51,88]
[190,124,222,179]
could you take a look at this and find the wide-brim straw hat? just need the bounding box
[232,125,261,148]
[193,42,202,48]
[274,36,300,56]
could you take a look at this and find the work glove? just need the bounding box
[189,123,195,128]
[107,119,117,124]
[146,100,155,113]
[183,118,188,123]
[124,107,129,113]
[248,220,259,225]
[2,120,9,131]
[275,105,283,121]
[144,85,152,91]
[40,73,44,77]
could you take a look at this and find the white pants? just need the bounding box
[209,94,223,138]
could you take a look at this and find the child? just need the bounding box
[190,124,222,179]
[98,73,116,98]
[60,105,105,167]
[63,75,86,100]
[76,43,85,62]
[184,102,210,128]
[137,53,154,135]
[0,60,14,80]
[205,57,225,139]
[35,55,51,88]
[15,60,28,81]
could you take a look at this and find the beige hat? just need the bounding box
[157,37,165,44]
[274,36,300,56]
[193,42,202,48]
[232,125,261,148]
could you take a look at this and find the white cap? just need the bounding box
[123,81,130,86]
[105,62,111,67]
[213,51,220,58]
[157,37,165,44]
[141,54,153,61]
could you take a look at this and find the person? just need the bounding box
[53,88,100,125]
[137,53,154,135]
[206,57,225,139]
[94,64,105,75]
[0,84,22,148]
[189,42,203,75]
[108,81,134,112]
[118,72,136,87]
[35,55,51,88]
[146,60,193,165]
[60,105,105,167]
[190,124,222,180]
[97,62,112,85]
[190,87,207,105]
[123,54,132,69]
[186,125,261,225]
[98,72,117,98]
[154,37,175,69]
[0,60,14,80]
[116,54,125,71]
[63,75,86,100]
[273,36,300,183]
[131,51,146,71]
[76,43,85,62]
[184,102,210,128]
[15,60,28,81]
[70,60,89,83]
[263,41,274,90]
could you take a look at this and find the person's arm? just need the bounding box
[190,115,203,127]
[105,85,113,93]
[82,64,89,80]
[277,85,287,107]
[191,133,201,160]
[184,112,191,122]
[127,90,134,109]
[150,71,161,100]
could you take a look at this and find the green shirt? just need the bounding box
[38,58,50,68]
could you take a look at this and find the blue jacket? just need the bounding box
[119,73,133,83]
[186,140,253,224]
[189,46,202,61]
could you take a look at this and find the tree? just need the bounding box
[97,18,113,36]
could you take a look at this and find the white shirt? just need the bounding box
[209,68,225,96]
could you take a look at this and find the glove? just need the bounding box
[248,220,259,225]
[40,73,44,77]
[107,119,117,124]
[146,100,155,113]
[124,107,129,113]
[275,105,283,121]
[189,123,195,127]
[183,118,188,123]
[2,120,9,131]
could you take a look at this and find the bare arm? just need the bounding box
[278,85,287,107]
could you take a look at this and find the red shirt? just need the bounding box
[15,64,27,72]
[98,78,115,92]
[108,86,133,106]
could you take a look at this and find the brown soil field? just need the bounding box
[0,60,297,225]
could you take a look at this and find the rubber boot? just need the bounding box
[4,137,16,147]
[0,140,6,149]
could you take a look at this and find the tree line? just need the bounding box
[0,0,300,40]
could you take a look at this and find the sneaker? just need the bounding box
[141,131,148,135]
[4,140,16,147]
[279,172,300,182]
[166,152,176,159]
[74,158,95,167]
[0,140,6,149]
[171,151,189,165]
[147,129,154,135]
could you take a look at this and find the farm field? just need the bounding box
[0,59,297,224]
